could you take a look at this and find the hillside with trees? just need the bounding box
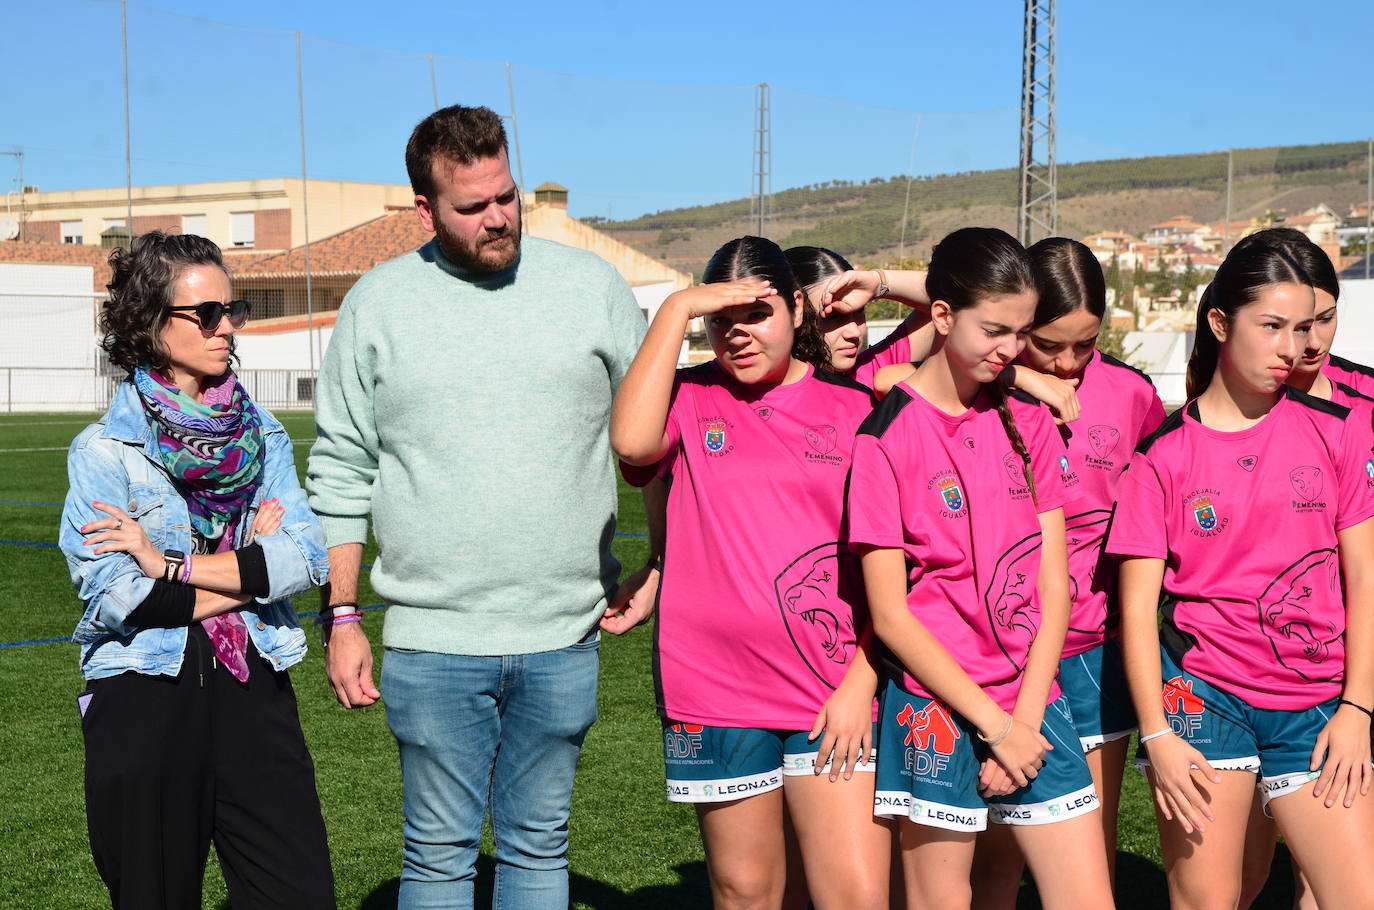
[597,140,1372,277]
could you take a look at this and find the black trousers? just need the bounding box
[82,624,335,910]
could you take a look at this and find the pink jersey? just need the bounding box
[1107,388,1374,710]
[851,320,915,388]
[1052,352,1166,656]
[846,383,1071,711]
[1332,379,1374,413]
[1323,354,1374,399]
[630,361,876,729]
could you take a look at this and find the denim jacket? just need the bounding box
[60,379,330,680]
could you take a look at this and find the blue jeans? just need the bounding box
[382,632,600,910]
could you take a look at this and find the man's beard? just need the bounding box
[434,211,521,274]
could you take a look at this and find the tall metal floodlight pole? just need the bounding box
[121,0,133,227]
[1365,136,1372,280]
[1017,0,1056,245]
[751,83,772,239]
[295,32,317,376]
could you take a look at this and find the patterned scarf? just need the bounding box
[133,367,264,540]
[134,367,264,683]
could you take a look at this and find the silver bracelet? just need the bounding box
[1138,728,1174,745]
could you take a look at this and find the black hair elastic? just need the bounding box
[1338,699,1374,721]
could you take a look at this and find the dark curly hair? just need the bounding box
[100,231,229,373]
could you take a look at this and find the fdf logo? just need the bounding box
[897,701,959,777]
[664,723,704,759]
[1162,675,1205,738]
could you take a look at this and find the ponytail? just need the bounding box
[791,299,833,371]
[1185,286,1219,400]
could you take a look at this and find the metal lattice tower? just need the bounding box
[751,83,772,238]
[1017,0,1056,245]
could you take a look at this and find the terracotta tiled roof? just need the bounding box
[235,210,427,279]
[237,311,339,335]
[1148,215,1205,231]
[223,250,285,270]
[0,241,113,291]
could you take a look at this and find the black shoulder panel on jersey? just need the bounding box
[1329,353,1374,380]
[857,386,913,439]
[812,368,878,406]
[1099,352,1155,386]
[1135,405,1186,455]
[1337,381,1374,404]
[1007,387,1042,407]
[676,361,718,385]
[1285,384,1350,420]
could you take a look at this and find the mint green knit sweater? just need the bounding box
[307,237,647,655]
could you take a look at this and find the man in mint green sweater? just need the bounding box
[306,105,660,910]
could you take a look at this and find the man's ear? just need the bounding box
[415,195,436,233]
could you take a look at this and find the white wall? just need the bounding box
[1122,330,1191,407]
[1332,279,1374,366]
[0,263,101,411]
[233,325,334,372]
[632,281,676,325]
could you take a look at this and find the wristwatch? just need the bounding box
[162,549,185,583]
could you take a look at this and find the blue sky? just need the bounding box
[4,0,1371,219]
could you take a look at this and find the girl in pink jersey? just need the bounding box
[1227,228,1374,909]
[968,238,1166,906]
[1243,228,1374,411]
[611,236,891,910]
[849,227,1114,909]
[783,246,932,387]
[1110,239,1374,909]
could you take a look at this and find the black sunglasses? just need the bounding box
[166,299,252,331]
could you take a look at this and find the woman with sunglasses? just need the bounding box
[59,231,335,910]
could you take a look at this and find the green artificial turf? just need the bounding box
[0,411,1299,908]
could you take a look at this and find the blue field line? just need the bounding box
[0,603,391,650]
[0,635,72,648]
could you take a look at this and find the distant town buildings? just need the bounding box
[0,177,692,320]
